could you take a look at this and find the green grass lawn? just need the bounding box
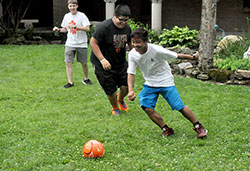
[0,45,250,170]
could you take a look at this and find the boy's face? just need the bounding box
[68,3,78,14]
[131,37,147,54]
[113,15,129,29]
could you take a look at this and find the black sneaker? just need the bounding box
[193,123,208,139]
[162,127,174,136]
[63,82,74,88]
[82,79,92,85]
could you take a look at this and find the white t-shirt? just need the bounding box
[61,11,90,48]
[127,43,178,87]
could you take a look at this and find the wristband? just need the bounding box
[192,54,196,60]
[100,58,106,63]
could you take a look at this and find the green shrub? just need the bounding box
[87,25,95,43]
[214,36,250,71]
[159,26,199,48]
[128,19,160,43]
[128,19,145,31]
[215,55,250,71]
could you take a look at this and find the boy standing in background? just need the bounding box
[53,0,92,88]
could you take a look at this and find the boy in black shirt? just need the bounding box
[90,4,132,115]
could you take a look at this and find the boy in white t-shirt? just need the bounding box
[127,28,208,139]
[53,0,92,88]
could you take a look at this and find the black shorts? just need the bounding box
[94,63,128,95]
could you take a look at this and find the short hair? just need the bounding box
[68,0,78,5]
[131,28,148,41]
[114,4,131,17]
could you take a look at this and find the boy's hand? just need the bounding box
[100,58,111,70]
[53,26,59,32]
[194,51,199,60]
[128,91,136,101]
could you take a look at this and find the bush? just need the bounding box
[159,26,199,48]
[128,20,199,48]
[128,19,160,43]
[214,36,250,71]
[128,19,145,31]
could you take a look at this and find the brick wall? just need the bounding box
[52,0,250,33]
[162,0,250,33]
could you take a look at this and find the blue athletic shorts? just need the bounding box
[138,84,185,111]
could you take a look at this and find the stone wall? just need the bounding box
[168,47,250,86]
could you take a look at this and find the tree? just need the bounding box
[0,0,32,38]
[198,0,219,72]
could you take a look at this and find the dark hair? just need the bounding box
[131,28,148,41]
[114,4,131,17]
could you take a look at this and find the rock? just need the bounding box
[177,62,193,70]
[3,37,17,44]
[197,73,209,80]
[166,46,182,53]
[208,69,233,82]
[235,70,250,79]
[215,35,243,53]
[184,68,193,77]
[177,62,194,75]
[181,47,194,54]
[16,35,25,42]
[231,80,250,85]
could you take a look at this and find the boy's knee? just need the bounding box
[141,105,146,110]
[141,106,154,115]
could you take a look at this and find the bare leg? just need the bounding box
[81,62,89,80]
[144,108,166,128]
[66,62,73,83]
[118,85,128,101]
[179,106,198,124]
[107,91,119,108]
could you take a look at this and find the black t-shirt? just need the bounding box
[90,19,131,70]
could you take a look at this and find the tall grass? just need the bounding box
[0,45,250,170]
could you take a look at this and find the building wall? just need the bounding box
[52,0,250,33]
[217,0,249,33]
[162,0,250,33]
[53,0,68,26]
[162,0,201,30]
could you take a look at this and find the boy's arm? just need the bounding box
[128,73,136,101]
[53,26,67,32]
[74,25,90,32]
[177,51,199,60]
[90,37,111,70]
[68,24,90,32]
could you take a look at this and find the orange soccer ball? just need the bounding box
[83,140,105,158]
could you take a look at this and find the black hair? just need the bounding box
[114,4,131,17]
[130,28,148,41]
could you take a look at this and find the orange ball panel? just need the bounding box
[83,140,105,158]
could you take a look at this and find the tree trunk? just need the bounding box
[198,0,219,72]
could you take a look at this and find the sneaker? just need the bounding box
[63,82,74,88]
[162,127,174,136]
[112,108,120,116]
[82,79,92,85]
[117,95,128,111]
[193,123,208,138]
